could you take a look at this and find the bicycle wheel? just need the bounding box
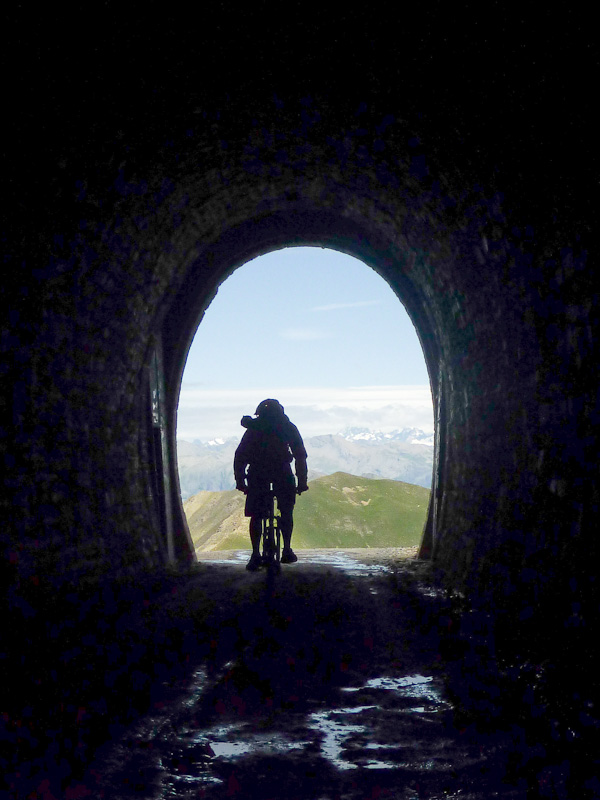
[274,509,281,565]
[262,492,280,576]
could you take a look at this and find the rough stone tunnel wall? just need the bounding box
[2,9,598,648]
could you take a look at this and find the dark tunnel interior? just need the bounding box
[2,7,599,798]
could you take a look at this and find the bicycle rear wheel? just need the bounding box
[261,491,280,576]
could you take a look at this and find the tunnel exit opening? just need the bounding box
[161,242,438,566]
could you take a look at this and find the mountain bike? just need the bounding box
[260,484,281,578]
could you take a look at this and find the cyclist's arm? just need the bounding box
[233,433,252,493]
[295,456,308,493]
[289,425,309,493]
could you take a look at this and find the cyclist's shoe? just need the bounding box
[281,548,298,564]
[246,553,262,571]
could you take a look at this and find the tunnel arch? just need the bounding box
[170,242,437,557]
[117,112,526,597]
[9,101,588,618]
[144,125,475,574]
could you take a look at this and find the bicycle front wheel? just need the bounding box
[263,520,280,574]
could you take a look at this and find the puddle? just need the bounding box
[207,734,310,760]
[308,707,376,770]
[306,702,454,772]
[196,549,392,575]
[188,721,312,762]
[295,550,392,575]
[161,773,225,797]
[341,674,446,705]
[210,741,251,758]
[344,674,433,690]
[197,551,250,566]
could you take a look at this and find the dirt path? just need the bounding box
[84,551,532,798]
[196,546,420,567]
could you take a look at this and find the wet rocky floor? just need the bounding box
[84,551,532,798]
[5,550,595,799]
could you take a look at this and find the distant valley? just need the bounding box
[177,427,434,500]
[184,471,430,553]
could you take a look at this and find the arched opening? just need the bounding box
[175,246,434,557]
[155,204,445,567]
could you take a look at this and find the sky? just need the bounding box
[176,247,434,441]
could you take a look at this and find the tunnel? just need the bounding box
[5,103,595,612]
[2,8,599,798]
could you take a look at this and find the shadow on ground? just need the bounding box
[3,552,598,798]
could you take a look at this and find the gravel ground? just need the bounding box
[5,550,593,799]
[80,552,559,799]
[196,546,420,568]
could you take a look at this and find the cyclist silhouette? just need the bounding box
[234,399,308,571]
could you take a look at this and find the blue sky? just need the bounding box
[177,247,434,440]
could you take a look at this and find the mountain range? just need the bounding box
[184,471,430,552]
[177,427,434,499]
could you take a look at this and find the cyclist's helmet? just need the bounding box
[255,398,284,417]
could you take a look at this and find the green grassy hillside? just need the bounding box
[183,490,248,552]
[292,472,429,548]
[184,472,429,552]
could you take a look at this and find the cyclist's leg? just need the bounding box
[245,473,269,570]
[249,516,262,554]
[279,508,293,548]
[243,517,262,570]
[276,471,297,562]
[280,514,297,562]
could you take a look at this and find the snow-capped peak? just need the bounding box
[338,427,434,447]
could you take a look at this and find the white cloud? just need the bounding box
[176,384,434,441]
